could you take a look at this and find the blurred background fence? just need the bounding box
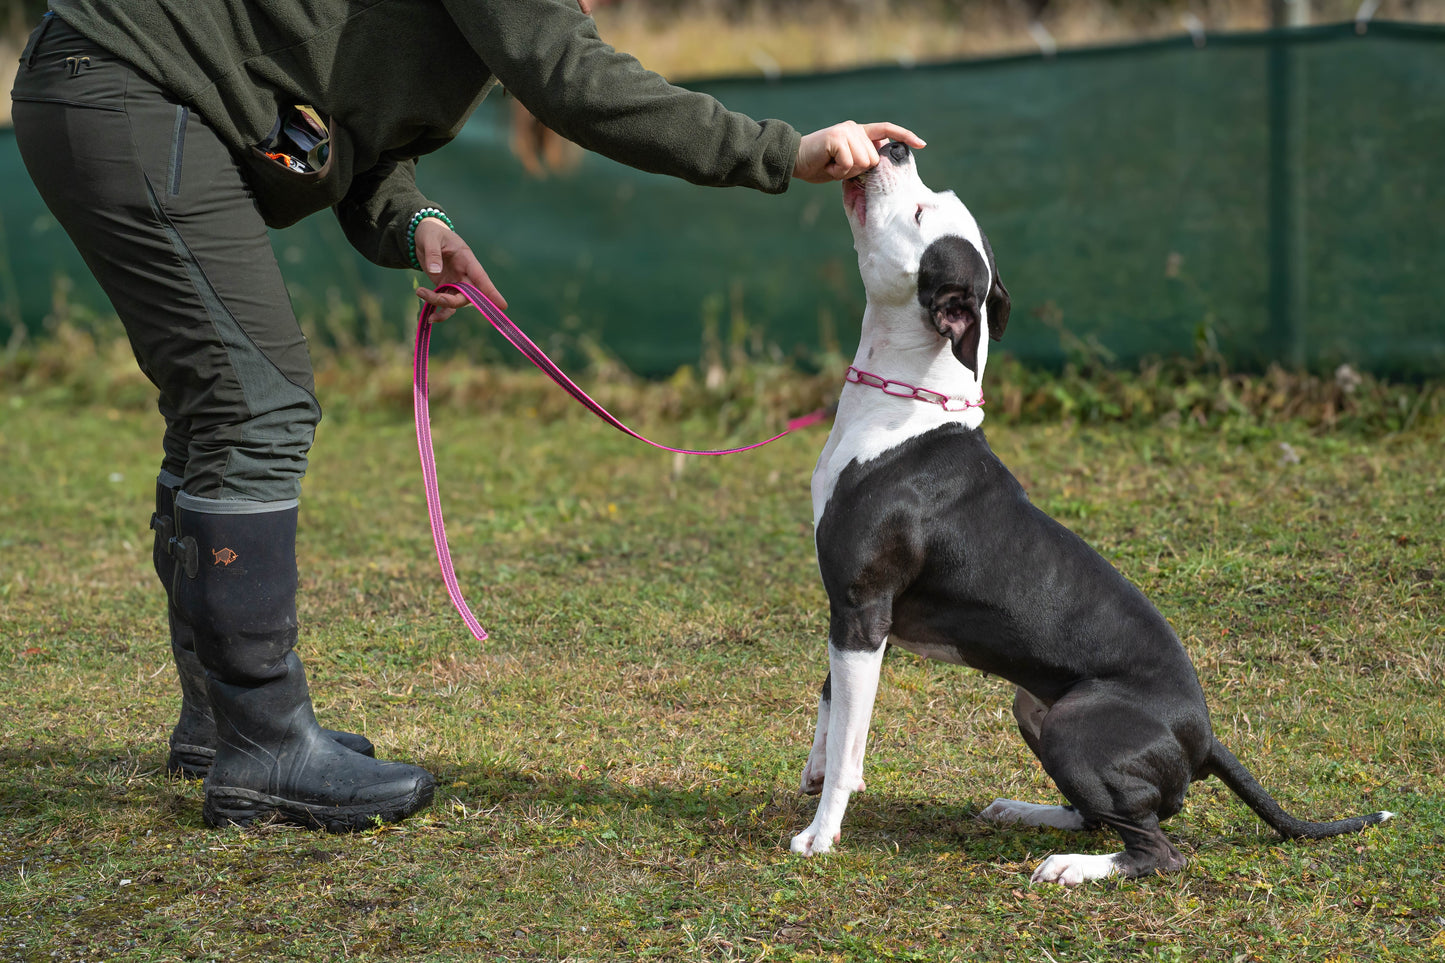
[2,6,1441,377]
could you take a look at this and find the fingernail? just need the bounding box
[429,262,442,273]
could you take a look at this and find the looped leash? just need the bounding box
[414,281,827,641]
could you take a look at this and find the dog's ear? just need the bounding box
[918,236,986,375]
[980,231,1011,342]
[929,284,983,375]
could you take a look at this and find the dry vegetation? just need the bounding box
[594,0,1445,79]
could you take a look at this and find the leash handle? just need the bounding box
[413,281,826,641]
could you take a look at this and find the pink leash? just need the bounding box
[413,281,828,641]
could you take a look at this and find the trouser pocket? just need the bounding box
[168,106,190,196]
[17,11,55,66]
[11,15,127,111]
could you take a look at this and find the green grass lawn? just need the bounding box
[1,359,1441,961]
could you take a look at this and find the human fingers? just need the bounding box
[415,269,508,321]
[412,218,466,321]
[859,122,926,150]
[577,0,593,13]
[824,125,879,181]
[796,121,895,183]
[815,122,880,181]
[439,244,508,311]
[415,285,468,322]
[413,219,508,314]
[795,123,864,183]
[795,121,931,183]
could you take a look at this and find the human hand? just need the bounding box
[793,122,926,184]
[413,217,507,320]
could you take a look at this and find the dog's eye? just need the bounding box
[914,205,924,225]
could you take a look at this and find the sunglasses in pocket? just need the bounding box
[259,105,331,173]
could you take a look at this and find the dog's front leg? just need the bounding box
[791,637,887,856]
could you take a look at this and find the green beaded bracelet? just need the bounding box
[407,207,454,270]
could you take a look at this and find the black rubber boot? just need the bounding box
[150,478,375,778]
[171,498,434,831]
[204,652,436,831]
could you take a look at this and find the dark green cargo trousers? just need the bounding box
[12,14,321,503]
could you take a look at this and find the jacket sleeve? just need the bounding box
[443,0,800,193]
[334,154,438,269]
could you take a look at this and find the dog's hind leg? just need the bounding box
[799,672,832,795]
[978,798,1091,831]
[791,635,888,856]
[1027,690,1192,884]
[1031,815,1186,885]
[1011,686,1048,758]
[979,689,1092,831]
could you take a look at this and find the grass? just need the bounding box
[1,329,1442,961]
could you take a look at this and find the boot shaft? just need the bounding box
[172,497,301,685]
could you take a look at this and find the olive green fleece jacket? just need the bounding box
[47,0,802,269]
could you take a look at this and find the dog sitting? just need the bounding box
[789,141,1390,885]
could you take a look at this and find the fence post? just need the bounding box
[1268,0,1310,370]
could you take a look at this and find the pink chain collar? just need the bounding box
[845,365,984,411]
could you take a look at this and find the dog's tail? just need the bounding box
[1204,740,1393,839]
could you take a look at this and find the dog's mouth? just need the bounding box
[843,174,869,226]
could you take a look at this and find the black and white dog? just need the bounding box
[789,141,1390,884]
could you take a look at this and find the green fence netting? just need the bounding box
[2,20,1441,377]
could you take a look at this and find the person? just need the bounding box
[9,0,924,833]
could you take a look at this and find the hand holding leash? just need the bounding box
[413,217,507,320]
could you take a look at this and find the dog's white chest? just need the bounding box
[811,393,983,529]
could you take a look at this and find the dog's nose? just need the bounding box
[882,141,911,164]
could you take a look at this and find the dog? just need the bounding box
[789,141,1391,885]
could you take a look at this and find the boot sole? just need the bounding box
[203,779,435,833]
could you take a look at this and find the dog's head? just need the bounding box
[842,142,1010,377]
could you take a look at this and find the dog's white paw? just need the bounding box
[790,826,838,857]
[979,798,1087,831]
[1030,852,1120,886]
[799,762,826,795]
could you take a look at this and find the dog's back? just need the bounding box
[817,422,1211,724]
